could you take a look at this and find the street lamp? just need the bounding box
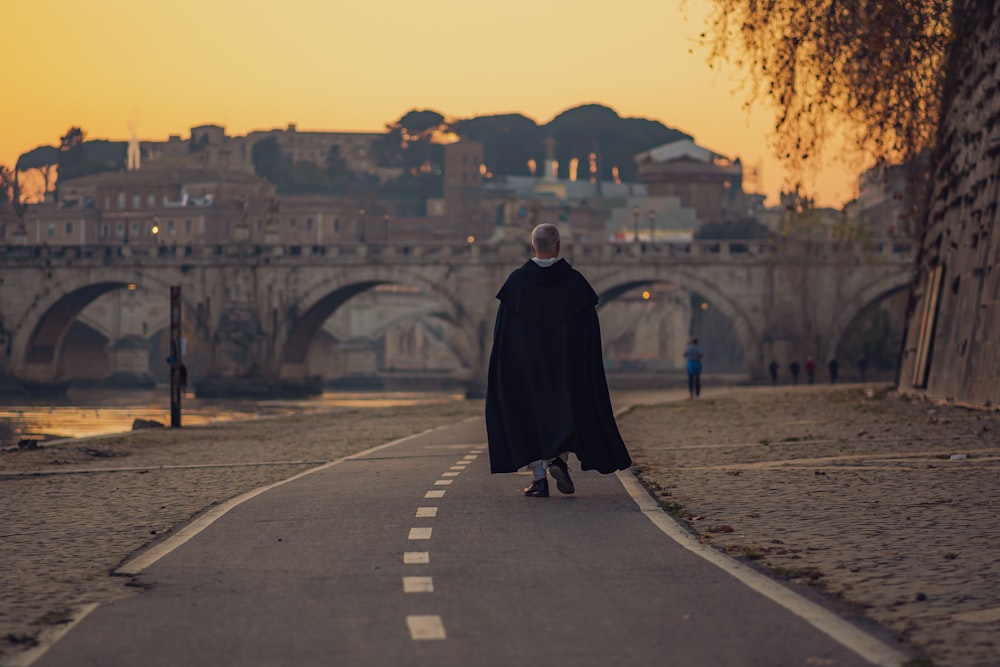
[647,209,656,243]
[632,205,640,243]
[358,208,366,243]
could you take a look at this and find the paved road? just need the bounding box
[33,417,890,667]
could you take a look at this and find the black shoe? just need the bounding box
[547,457,575,494]
[523,478,549,497]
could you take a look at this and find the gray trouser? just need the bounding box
[531,452,569,480]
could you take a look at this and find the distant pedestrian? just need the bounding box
[857,355,869,382]
[768,360,779,385]
[684,338,704,399]
[805,356,816,384]
[789,360,801,384]
[828,359,839,384]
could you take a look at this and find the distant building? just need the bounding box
[144,123,384,178]
[635,139,749,225]
[0,166,365,246]
[843,161,924,239]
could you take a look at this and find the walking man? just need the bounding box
[684,338,704,399]
[485,223,632,497]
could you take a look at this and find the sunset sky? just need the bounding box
[3,0,864,207]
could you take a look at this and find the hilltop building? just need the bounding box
[635,139,751,224]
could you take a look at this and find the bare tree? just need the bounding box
[700,0,952,178]
[0,164,29,226]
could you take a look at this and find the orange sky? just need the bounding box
[2,0,863,207]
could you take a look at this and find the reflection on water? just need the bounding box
[0,388,463,442]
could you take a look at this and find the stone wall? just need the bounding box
[898,1,1000,408]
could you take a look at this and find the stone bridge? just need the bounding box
[0,239,914,395]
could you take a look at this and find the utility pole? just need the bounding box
[169,285,183,427]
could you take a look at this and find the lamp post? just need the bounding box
[632,205,640,243]
[647,209,656,243]
[358,208,367,243]
[383,213,390,242]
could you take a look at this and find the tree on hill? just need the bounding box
[251,137,286,184]
[0,164,29,227]
[53,128,125,190]
[541,104,691,182]
[16,145,58,195]
[450,113,543,177]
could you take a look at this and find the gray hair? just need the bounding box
[531,223,560,255]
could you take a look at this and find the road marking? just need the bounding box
[449,465,467,470]
[415,507,438,518]
[403,576,435,593]
[615,470,910,667]
[116,424,455,576]
[407,615,446,640]
[424,490,446,498]
[441,471,460,477]
[408,527,433,540]
[434,479,453,486]
[462,456,477,461]
[404,551,430,564]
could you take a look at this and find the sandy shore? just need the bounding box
[2,385,998,666]
[617,384,1000,667]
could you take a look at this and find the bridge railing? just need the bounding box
[0,239,915,267]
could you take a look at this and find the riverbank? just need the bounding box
[0,398,482,662]
[617,384,1000,667]
[2,386,997,666]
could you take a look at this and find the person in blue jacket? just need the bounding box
[684,338,704,399]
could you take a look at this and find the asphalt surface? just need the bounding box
[33,417,881,667]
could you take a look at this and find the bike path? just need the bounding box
[33,417,899,667]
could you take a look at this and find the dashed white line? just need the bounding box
[424,490,446,498]
[462,455,477,460]
[408,527,433,540]
[441,471,460,477]
[449,465,467,470]
[415,507,438,518]
[434,479,453,486]
[404,551,430,564]
[403,576,435,593]
[407,615,446,640]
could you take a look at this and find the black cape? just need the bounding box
[485,258,632,474]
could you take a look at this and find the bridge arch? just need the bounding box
[588,266,762,372]
[280,265,473,377]
[824,268,914,366]
[11,269,200,382]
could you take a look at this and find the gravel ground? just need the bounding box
[2,385,997,666]
[617,384,1000,667]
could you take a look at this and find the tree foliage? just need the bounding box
[53,128,125,183]
[0,164,29,222]
[702,0,952,174]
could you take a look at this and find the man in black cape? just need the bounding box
[485,223,631,497]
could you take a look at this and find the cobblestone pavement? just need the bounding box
[3,386,998,666]
[617,384,1000,667]
[0,399,481,662]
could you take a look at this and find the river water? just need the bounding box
[0,388,464,443]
